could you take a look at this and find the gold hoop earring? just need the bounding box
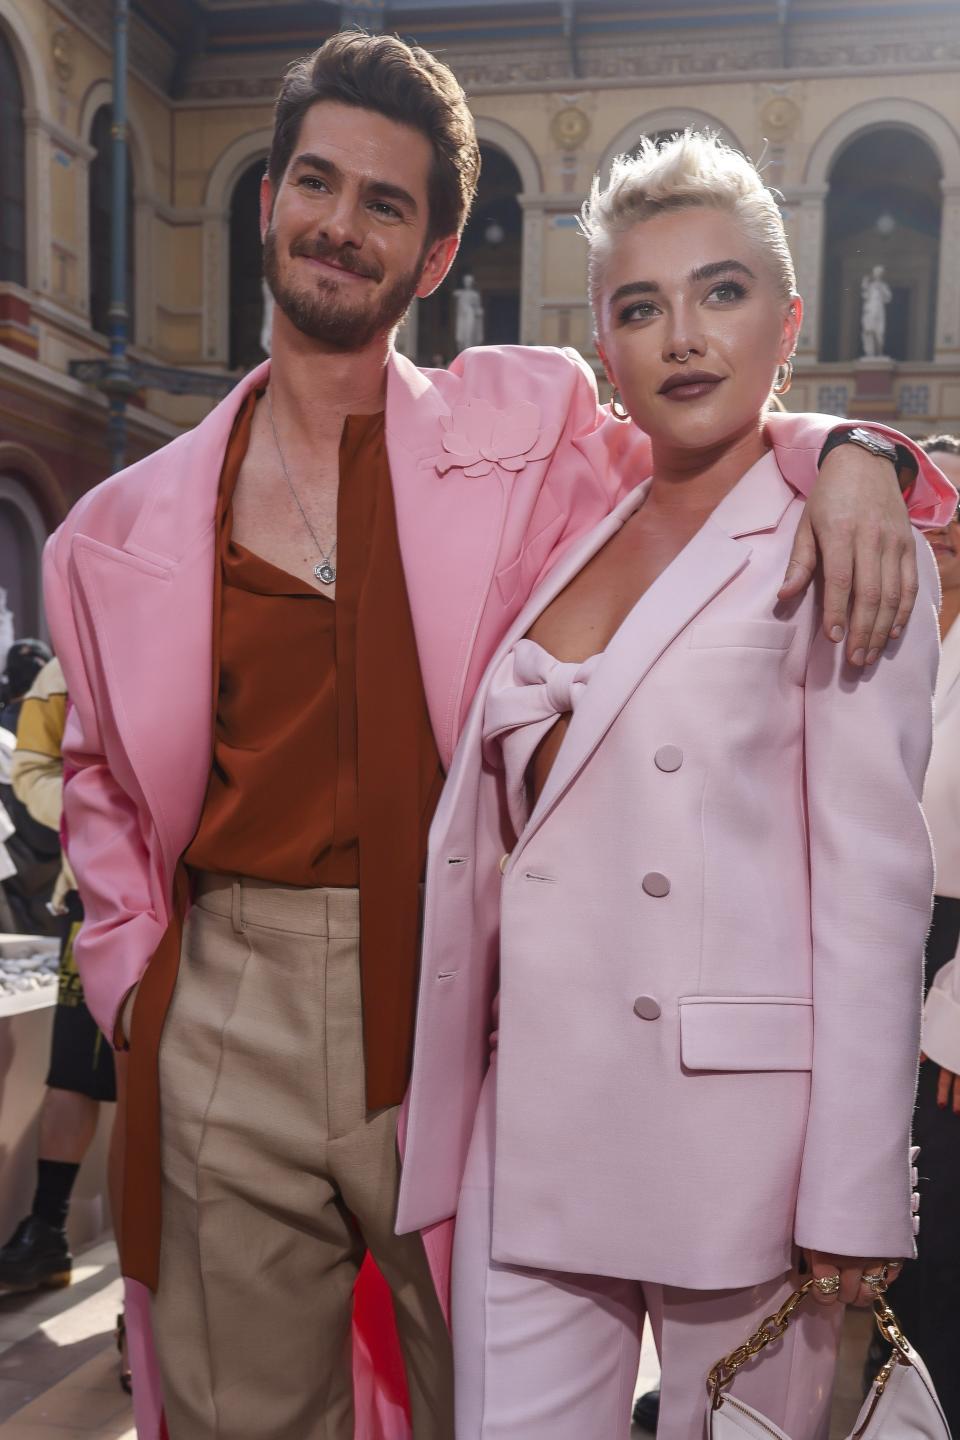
[611,389,630,421]
[773,359,794,396]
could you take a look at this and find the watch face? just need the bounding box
[850,427,897,460]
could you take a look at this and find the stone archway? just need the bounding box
[803,100,960,361]
[78,79,155,347]
[822,129,942,362]
[202,129,273,365]
[472,118,544,346]
[0,461,57,640]
[229,160,270,371]
[597,108,745,182]
[0,0,53,295]
[416,141,525,364]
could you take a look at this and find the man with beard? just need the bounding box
[42,31,956,1440]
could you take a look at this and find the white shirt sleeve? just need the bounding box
[922,956,960,1073]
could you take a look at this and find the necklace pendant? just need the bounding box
[315,562,336,585]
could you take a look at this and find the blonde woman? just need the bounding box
[399,134,941,1440]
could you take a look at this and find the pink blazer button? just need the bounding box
[910,1167,918,1188]
[633,995,662,1021]
[911,1191,920,1212]
[654,745,683,773]
[499,853,510,874]
[642,872,671,898]
[913,1215,920,1235]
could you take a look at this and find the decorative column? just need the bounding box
[782,185,828,360]
[22,111,52,296]
[518,196,545,346]
[133,192,156,350]
[105,0,134,474]
[73,137,96,319]
[935,182,960,362]
[202,208,230,364]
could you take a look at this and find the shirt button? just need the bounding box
[654,745,683,773]
[499,853,510,874]
[633,995,662,1021]
[642,872,671,898]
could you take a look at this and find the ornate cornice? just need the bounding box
[47,2,960,104]
[54,0,178,95]
[170,15,960,104]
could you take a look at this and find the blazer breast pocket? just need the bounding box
[689,620,796,651]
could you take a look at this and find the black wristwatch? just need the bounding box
[818,426,919,494]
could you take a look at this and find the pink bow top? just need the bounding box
[483,638,601,837]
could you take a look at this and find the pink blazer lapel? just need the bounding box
[386,352,511,768]
[507,453,797,869]
[429,482,652,851]
[68,363,271,883]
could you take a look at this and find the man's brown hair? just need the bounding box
[268,30,480,242]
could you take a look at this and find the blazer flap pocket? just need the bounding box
[689,620,796,650]
[679,996,813,1071]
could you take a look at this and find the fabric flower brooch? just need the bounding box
[429,399,550,478]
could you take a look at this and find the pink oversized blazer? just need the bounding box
[42,345,953,1436]
[397,452,941,1290]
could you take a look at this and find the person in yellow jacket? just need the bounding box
[0,658,128,1384]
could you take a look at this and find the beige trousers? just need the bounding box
[152,873,453,1439]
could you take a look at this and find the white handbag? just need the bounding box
[707,1279,952,1440]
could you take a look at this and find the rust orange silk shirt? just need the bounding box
[187,389,443,1108]
[123,388,443,1287]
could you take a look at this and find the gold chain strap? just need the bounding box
[707,1282,913,1412]
[707,1279,815,1410]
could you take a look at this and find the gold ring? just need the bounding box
[862,1262,899,1291]
[813,1274,841,1296]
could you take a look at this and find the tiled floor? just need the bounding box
[0,1238,874,1438]
[0,1239,131,1436]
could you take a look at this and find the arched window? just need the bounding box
[0,30,26,285]
[89,105,136,337]
[821,129,942,362]
[416,143,523,364]
[229,160,268,371]
[0,474,48,638]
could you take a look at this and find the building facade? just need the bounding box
[1,0,959,639]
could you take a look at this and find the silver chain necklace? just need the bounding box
[265,386,337,585]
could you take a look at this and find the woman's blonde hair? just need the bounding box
[580,130,797,321]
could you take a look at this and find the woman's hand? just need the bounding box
[779,448,917,667]
[803,1250,903,1307]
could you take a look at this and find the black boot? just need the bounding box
[632,1386,660,1433]
[0,1216,72,1293]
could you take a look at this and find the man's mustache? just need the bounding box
[290,239,382,282]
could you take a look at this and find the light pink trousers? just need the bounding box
[453,1064,843,1440]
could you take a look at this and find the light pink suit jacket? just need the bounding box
[397,452,941,1290]
[41,344,953,1434]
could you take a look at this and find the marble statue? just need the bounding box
[454,273,484,352]
[861,265,892,358]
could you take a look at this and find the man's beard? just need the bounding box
[262,227,423,351]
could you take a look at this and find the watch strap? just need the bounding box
[818,425,919,493]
